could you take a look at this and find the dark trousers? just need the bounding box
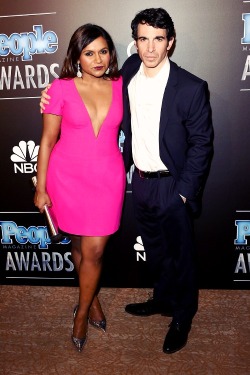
[132,171,198,324]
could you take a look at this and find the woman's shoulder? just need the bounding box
[48,78,74,94]
[50,77,74,87]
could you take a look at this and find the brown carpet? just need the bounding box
[0,286,249,375]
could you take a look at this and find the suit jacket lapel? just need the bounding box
[159,61,178,142]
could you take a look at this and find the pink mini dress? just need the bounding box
[43,77,126,236]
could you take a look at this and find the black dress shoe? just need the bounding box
[125,299,172,317]
[163,321,191,354]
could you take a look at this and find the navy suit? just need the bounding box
[121,54,213,324]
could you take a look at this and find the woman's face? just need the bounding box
[78,36,110,78]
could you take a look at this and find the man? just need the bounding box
[121,8,213,354]
[40,8,213,354]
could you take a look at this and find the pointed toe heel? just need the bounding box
[71,335,87,352]
[88,317,106,333]
[71,305,88,352]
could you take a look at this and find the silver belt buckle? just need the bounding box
[138,169,144,178]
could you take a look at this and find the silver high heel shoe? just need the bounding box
[88,317,106,333]
[71,305,88,352]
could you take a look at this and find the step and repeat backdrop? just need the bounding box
[0,0,250,289]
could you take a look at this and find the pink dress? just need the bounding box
[43,77,126,236]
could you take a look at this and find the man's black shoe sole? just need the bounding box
[125,308,172,317]
[163,340,187,354]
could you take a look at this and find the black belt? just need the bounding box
[135,167,171,178]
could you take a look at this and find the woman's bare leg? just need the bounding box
[71,235,106,322]
[72,235,109,339]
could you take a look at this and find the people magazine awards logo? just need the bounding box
[234,218,250,279]
[119,130,134,192]
[0,25,58,62]
[0,21,59,93]
[0,213,73,281]
[241,6,250,90]
[10,140,39,174]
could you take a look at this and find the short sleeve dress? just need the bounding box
[43,77,126,236]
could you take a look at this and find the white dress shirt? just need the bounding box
[128,58,170,171]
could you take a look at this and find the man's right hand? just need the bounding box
[40,84,51,113]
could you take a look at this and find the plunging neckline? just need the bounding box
[73,78,113,138]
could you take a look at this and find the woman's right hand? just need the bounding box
[34,191,52,213]
[40,84,51,113]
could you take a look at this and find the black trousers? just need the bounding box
[132,171,198,324]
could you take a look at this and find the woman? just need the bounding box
[34,24,126,352]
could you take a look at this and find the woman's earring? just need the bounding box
[77,62,82,78]
[105,67,110,75]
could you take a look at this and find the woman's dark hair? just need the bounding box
[131,8,175,41]
[60,23,120,80]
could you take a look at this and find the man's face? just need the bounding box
[135,23,174,75]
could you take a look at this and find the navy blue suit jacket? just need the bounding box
[121,54,213,212]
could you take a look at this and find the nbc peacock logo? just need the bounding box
[10,140,40,174]
[134,236,146,261]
